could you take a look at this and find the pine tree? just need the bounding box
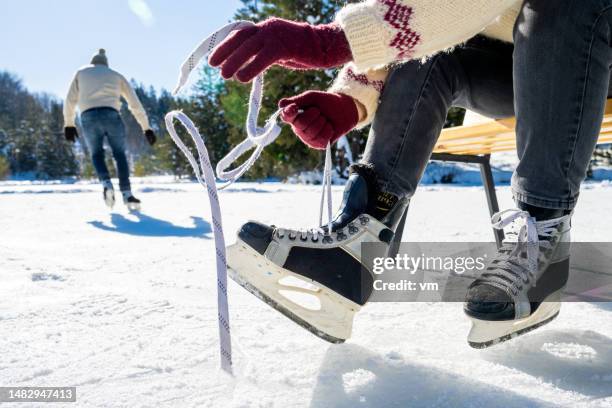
[36,100,79,179]
[0,129,9,180]
[152,67,231,178]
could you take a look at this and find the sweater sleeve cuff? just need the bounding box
[335,1,397,71]
[329,64,388,128]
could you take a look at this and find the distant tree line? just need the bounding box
[0,72,78,179]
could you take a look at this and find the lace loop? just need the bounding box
[484,209,561,296]
[166,21,335,373]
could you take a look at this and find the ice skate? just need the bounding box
[102,180,115,209]
[122,191,141,212]
[464,208,571,348]
[227,167,409,343]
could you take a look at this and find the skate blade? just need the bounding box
[467,293,561,349]
[127,202,141,212]
[104,190,115,209]
[227,240,360,343]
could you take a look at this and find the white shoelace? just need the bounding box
[165,21,334,374]
[485,209,559,296]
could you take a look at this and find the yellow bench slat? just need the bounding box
[435,99,612,155]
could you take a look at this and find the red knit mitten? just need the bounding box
[209,18,353,82]
[279,91,359,150]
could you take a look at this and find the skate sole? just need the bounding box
[227,240,359,344]
[468,310,559,349]
[467,291,561,349]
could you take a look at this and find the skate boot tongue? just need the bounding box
[330,173,369,231]
[331,167,401,232]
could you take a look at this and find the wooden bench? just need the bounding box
[391,100,612,250]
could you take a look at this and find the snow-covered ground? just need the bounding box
[1,178,611,408]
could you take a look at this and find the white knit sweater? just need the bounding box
[63,64,151,130]
[329,0,522,127]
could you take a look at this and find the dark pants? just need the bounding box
[364,0,612,210]
[81,107,131,192]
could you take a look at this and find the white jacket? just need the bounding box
[63,64,151,130]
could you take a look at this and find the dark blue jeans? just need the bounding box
[81,107,131,192]
[364,0,612,210]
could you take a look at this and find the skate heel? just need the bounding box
[227,240,360,343]
[467,290,561,349]
[127,202,141,212]
[122,193,141,212]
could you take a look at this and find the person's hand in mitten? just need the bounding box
[279,91,359,150]
[144,129,157,146]
[209,18,353,83]
[64,127,79,143]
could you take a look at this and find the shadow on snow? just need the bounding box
[88,213,211,238]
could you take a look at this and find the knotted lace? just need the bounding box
[479,209,560,297]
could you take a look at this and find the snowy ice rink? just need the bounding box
[1,178,611,407]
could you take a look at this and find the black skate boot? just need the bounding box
[122,191,141,212]
[227,165,409,343]
[464,204,571,348]
[102,180,115,209]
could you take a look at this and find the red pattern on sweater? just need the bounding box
[346,68,385,92]
[380,0,421,59]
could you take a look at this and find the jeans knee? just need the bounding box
[385,53,458,96]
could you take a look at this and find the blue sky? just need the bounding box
[0,0,243,98]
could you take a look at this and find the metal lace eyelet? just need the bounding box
[323,235,333,244]
[276,229,285,239]
[359,216,370,226]
[300,231,308,241]
[348,224,358,235]
[311,235,319,242]
[289,231,297,240]
[337,231,347,241]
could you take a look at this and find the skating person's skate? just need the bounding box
[227,166,409,343]
[122,191,141,212]
[464,208,571,348]
[102,180,115,209]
